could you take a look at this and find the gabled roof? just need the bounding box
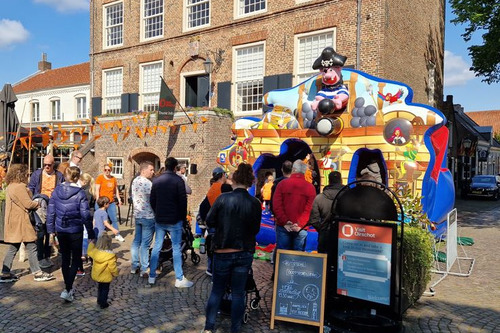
[13,62,90,94]
[467,110,500,134]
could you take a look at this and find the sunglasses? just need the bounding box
[104,168,111,172]
[44,164,53,167]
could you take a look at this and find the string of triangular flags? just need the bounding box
[12,112,208,149]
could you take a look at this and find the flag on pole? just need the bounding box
[158,77,176,120]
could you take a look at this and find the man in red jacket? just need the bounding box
[272,159,316,254]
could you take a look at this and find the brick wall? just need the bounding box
[90,0,444,109]
[89,111,232,211]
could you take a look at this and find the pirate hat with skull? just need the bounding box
[312,47,347,70]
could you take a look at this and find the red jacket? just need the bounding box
[272,173,316,228]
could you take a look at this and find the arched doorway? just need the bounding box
[131,152,161,174]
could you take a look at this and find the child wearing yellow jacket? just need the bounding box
[88,233,118,309]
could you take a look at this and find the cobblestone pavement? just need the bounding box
[1,199,499,333]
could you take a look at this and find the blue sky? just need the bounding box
[0,0,498,112]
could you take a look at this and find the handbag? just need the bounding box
[28,209,38,230]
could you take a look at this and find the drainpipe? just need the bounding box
[356,0,362,69]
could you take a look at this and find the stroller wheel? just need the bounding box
[182,252,187,262]
[191,253,201,265]
[243,311,249,324]
[250,299,259,310]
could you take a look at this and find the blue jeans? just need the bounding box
[276,225,308,252]
[130,218,155,272]
[205,251,253,333]
[149,221,183,280]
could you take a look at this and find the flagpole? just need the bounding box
[160,76,193,124]
[28,97,33,172]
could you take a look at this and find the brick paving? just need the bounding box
[1,199,499,333]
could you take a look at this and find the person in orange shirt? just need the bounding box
[261,174,274,212]
[95,164,124,242]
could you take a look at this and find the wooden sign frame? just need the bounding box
[270,250,327,333]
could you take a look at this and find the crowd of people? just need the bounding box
[0,150,357,333]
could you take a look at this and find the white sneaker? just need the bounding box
[115,234,125,242]
[175,276,194,288]
[148,277,156,285]
[60,289,74,302]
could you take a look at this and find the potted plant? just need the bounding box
[398,189,434,311]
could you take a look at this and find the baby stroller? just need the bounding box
[219,267,261,324]
[155,220,201,271]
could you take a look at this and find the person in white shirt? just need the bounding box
[130,161,156,278]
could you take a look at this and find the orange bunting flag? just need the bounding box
[68,122,73,126]
[94,134,102,140]
[193,123,198,132]
[53,132,59,141]
[147,127,154,136]
[99,124,104,131]
[77,121,82,126]
[104,123,111,131]
[93,116,99,123]
[37,126,43,132]
[112,133,118,143]
[181,125,186,133]
[201,116,208,123]
[86,119,91,124]
[80,135,87,144]
[117,121,123,130]
[73,144,79,150]
[159,125,167,133]
[132,117,138,123]
[122,131,130,141]
[20,137,28,150]
[188,113,194,117]
[57,124,62,131]
[70,128,78,134]
[136,128,144,139]
[42,133,50,148]
[79,127,85,135]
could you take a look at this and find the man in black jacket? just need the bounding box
[148,157,193,288]
[309,171,343,253]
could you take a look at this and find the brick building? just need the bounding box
[89,0,445,207]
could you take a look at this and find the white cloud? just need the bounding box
[444,50,476,87]
[34,0,89,13]
[0,19,30,49]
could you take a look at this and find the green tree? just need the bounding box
[449,0,500,84]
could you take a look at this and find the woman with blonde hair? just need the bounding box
[47,166,95,302]
[0,164,55,283]
[78,173,96,274]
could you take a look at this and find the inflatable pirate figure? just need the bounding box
[302,47,349,130]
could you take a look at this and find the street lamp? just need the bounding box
[203,57,213,74]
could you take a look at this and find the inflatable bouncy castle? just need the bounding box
[217,47,454,245]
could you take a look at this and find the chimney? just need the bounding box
[38,53,52,71]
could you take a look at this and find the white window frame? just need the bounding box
[141,0,164,41]
[107,157,124,178]
[232,41,265,116]
[176,158,191,176]
[75,95,88,119]
[180,69,209,109]
[31,101,40,122]
[103,1,124,49]
[103,67,123,115]
[184,0,210,31]
[234,0,267,19]
[51,99,61,121]
[294,28,336,85]
[140,61,163,112]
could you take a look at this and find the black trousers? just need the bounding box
[97,282,110,306]
[36,224,51,261]
[57,232,83,291]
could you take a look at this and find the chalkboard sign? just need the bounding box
[270,250,327,332]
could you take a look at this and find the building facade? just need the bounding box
[12,55,91,169]
[89,0,445,119]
